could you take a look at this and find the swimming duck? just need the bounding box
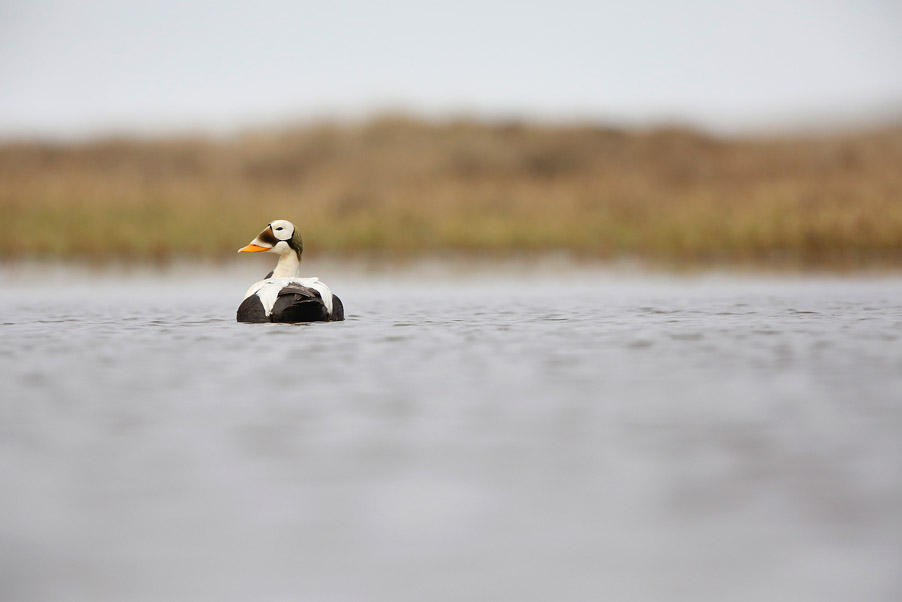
[236,219,344,323]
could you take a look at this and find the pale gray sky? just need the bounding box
[1,0,901,138]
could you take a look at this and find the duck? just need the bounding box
[236,219,344,323]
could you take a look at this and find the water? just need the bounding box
[1,264,901,602]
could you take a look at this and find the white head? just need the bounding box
[238,219,303,259]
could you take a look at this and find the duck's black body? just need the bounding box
[236,219,345,324]
[237,282,344,323]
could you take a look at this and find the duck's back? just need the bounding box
[237,277,344,323]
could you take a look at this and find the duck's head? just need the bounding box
[238,219,303,260]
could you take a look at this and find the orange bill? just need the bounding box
[238,243,270,253]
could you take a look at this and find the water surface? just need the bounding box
[1,265,901,601]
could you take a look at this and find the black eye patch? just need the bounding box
[259,227,279,246]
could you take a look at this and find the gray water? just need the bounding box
[1,264,901,602]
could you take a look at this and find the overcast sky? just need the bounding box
[1,0,901,138]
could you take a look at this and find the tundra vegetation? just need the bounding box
[1,117,900,268]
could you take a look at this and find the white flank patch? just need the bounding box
[243,277,334,317]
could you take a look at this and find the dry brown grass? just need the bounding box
[1,116,901,267]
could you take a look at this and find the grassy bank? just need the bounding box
[1,117,901,267]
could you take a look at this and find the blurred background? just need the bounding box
[2,3,902,602]
[1,0,901,266]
